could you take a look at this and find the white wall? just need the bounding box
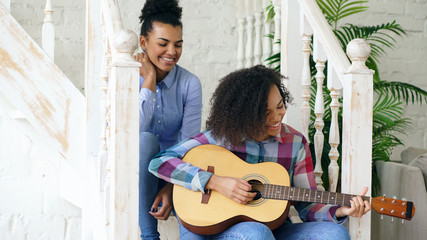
[0,94,82,240]
[344,0,427,158]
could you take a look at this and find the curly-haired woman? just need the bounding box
[136,0,202,239]
[149,65,371,239]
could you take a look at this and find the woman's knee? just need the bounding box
[329,223,350,240]
[228,222,274,240]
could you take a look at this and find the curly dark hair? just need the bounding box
[139,0,183,37]
[206,65,293,147]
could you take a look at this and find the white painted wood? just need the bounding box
[101,0,124,58]
[237,18,245,69]
[99,59,109,191]
[327,64,342,193]
[299,11,312,140]
[0,92,84,209]
[279,0,289,124]
[328,86,340,192]
[280,0,288,77]
[342,39,374,240]
[272,0,281,69]
[327,65,342,192]
[0,4,85,172]
[59,158,85,207]
[244,14,254,67]
[327,62,342,91]
[281,0,303,130]
[312,36,326,191]
[253,11,262,65]
[83,0,109,238]
[0,0,10,12]
[262,0,271,66]
[108,31,140,240]
[100,2,126,236]
[298,0,350,82]
[42,0,55,60]
[300,33,311,140]
[103,26,112,236]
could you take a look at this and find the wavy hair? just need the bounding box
[206,65,292,147]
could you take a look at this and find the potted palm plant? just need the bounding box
[265,0,427,194]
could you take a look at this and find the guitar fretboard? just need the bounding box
[260,184,370,206]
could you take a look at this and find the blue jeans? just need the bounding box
[139,132,165,240]
[179,219,350,240]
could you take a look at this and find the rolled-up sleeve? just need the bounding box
[149,131,215,192]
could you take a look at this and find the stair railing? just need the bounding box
[42,0,54,60]
[236,0,374,239]
[236,0,277,68]
[96,0,140,239]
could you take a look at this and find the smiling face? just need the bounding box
[253,85,286,142]
[140,21,183,80]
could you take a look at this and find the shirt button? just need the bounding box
[149,116,152,119]
[157,120,161,123]
[157,105,160,108]
[153,98,156,102]
[156,89,159,93]
[156,134,159,137]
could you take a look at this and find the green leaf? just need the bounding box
[317,0,369,28]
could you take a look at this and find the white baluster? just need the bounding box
[342,38,374,239]
[104,17,113,229]
[42,0,55,60]
[236,0,245,69]
[99,16,109,192]
[272,0,281,69]
[327,64,342,192]
[262,0,272,65]
[109,29,140,240]
[313,36,326,191]
[245,0,254,67]
[300,13,313,140]
[237,19,245,69]
[253,11,263,65]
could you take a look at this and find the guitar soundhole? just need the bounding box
[248,180,264,201]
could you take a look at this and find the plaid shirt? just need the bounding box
[149,123,345,223]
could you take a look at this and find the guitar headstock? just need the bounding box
[371,196,415,221]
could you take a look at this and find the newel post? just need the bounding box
[109,29,140,240]
[341,39,374,240]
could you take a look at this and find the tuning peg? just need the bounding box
[392,195,397,204]
[401,219,404,225]
[391,216,394,223]
[401,197,407,206]
[380,214,384,220]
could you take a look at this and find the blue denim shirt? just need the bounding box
[139,65,202,151]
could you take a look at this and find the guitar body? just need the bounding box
[173,145,290,235]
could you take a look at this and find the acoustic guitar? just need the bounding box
[173,145,415,235]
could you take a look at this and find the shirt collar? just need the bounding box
[159,65,178,89]
[274,123,289,144]
[246,123,288,144]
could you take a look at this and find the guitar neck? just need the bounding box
[262,184,370,206]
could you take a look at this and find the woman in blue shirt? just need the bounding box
[135,0,202,239]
